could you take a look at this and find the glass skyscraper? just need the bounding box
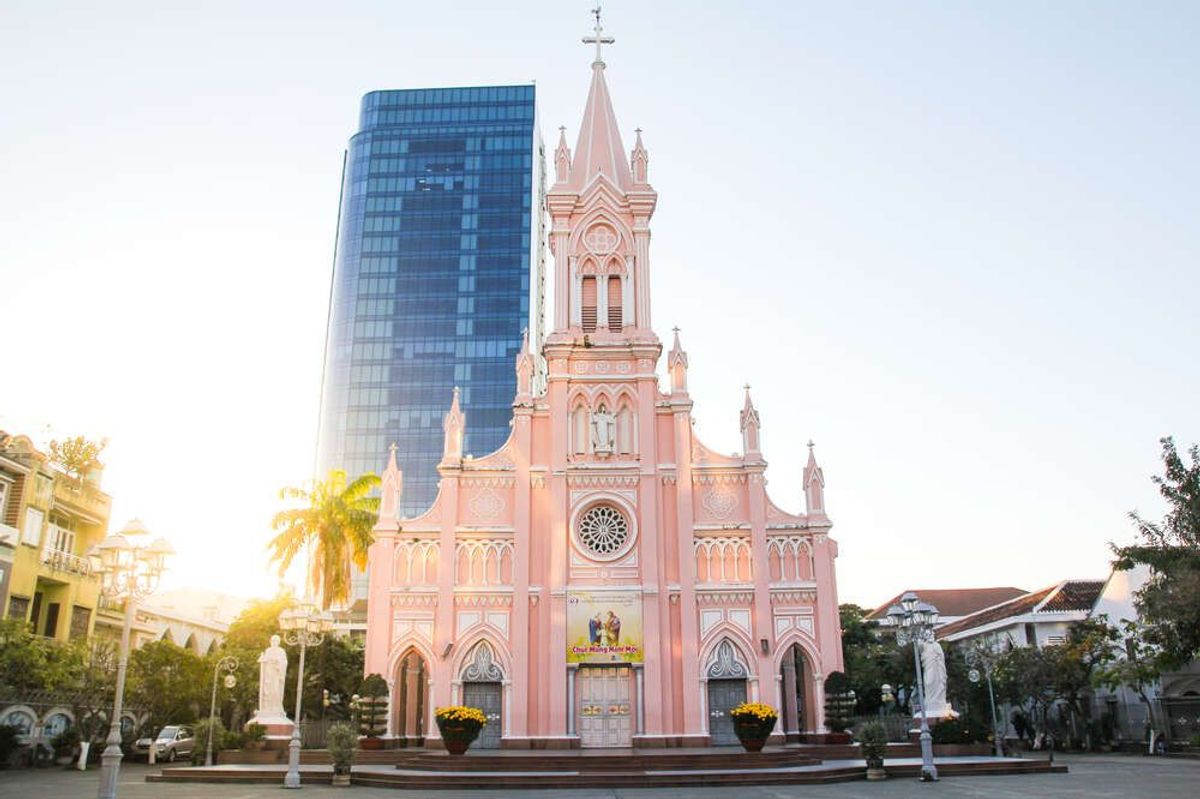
[317,85,545,523]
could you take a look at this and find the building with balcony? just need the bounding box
[0,431,112,641]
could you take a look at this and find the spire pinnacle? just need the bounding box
[582,5,615,67]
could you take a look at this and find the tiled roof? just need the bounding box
[1041,580,1106,612]
[934,580,1105,640]
[867,587,1028,620]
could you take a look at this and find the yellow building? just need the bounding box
[0,432,112,641]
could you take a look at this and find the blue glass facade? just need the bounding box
[317,85,545,519]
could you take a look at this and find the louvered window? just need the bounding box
[607,276,623,331]
[581,277,597,332]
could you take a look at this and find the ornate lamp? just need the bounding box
[880,593,940,782]
[88,519,171,799]
[278,601,334,789]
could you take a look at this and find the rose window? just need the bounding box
[577,505,630,557]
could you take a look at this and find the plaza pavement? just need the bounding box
[0,754,1195,798]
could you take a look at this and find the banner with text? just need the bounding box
[566,590,643,663]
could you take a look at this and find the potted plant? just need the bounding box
[358,673,389,750]
[729,702,778,753]
[326,722,357,787]
[51,727,80,766]
[857,721,889,780]
[434,706,488,755]
[822,672,855,744]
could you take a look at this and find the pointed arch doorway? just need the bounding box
[393,649,427,747]
[459,642,503,749]
[705,639,749,746]
[779,643,816,738]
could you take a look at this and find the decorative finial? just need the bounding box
[389,442,398,456]
[582,5,615,66]
[807,439,815,449]
[672,325,681,334]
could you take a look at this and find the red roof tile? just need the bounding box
[867,587,1029,620]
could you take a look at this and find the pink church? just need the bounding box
[364,36,843,750]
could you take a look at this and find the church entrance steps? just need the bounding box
[153,751,1065,789]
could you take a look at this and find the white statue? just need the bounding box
[916,639,956,719]
[590,405,615,454]
[257,634,288,716]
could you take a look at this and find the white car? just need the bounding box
[133,726,195,763]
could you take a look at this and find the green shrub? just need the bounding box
[243,723,266,744]
[930,717,990,745]
[191,718,227,765]
[326,722,358,774]
[823,672,855,733]
[358,673,389,738]
[51,727,80,755]
[0,724,21,767]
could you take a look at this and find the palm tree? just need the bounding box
[268,470,380,609]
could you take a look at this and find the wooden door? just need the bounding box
[577,666,632,748]
[462,682,502,749]
[707,679,748,746]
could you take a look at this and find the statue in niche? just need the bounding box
[590,404,615,455]
[257,634,288,717]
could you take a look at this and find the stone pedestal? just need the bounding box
[247,711,294,742]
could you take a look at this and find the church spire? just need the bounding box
[564,7,633,192]
[440,387,465,466]
[804,440,826,517]
[668,327,689,396]
[378,442,404,526]
[740,384,762,458]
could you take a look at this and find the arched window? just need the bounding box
[581,277,597,332]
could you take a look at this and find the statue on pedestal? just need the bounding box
[916,639,957,720]
[248,634,294,734]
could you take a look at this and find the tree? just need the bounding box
[1095,620,1164,742]
[838,604,890,714]
[1112,437,1200,669]
[995,643,1057,738]
[1048,618,1119,748]
[48,435,108,483]
[268,470,380,608]
[127,640,209,730]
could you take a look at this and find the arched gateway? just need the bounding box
[363,13,844,749]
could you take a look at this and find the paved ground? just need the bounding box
[0,754,1195,797]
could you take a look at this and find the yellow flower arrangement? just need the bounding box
[435,706,489,726]
[730,702,779,723]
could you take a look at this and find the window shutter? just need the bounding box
[607,276,623,331]
[581,277,597,332]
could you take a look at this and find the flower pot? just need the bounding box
[332,772,351,787]
[360,736,385,751]
[444,738,471,755]
[866,765,888,781]
[734,720,773,753]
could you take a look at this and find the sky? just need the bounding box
[1,1,1197,609]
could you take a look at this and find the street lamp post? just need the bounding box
[965,645,1005,758]
[882,591,940,782]
[278,601,334,789]
[87,519,173,799]
[204,656,238,766]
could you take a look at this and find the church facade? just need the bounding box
[363,32,843,749]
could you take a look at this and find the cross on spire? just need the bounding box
[582,5,615,66]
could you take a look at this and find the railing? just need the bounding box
[40,546,92,577]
